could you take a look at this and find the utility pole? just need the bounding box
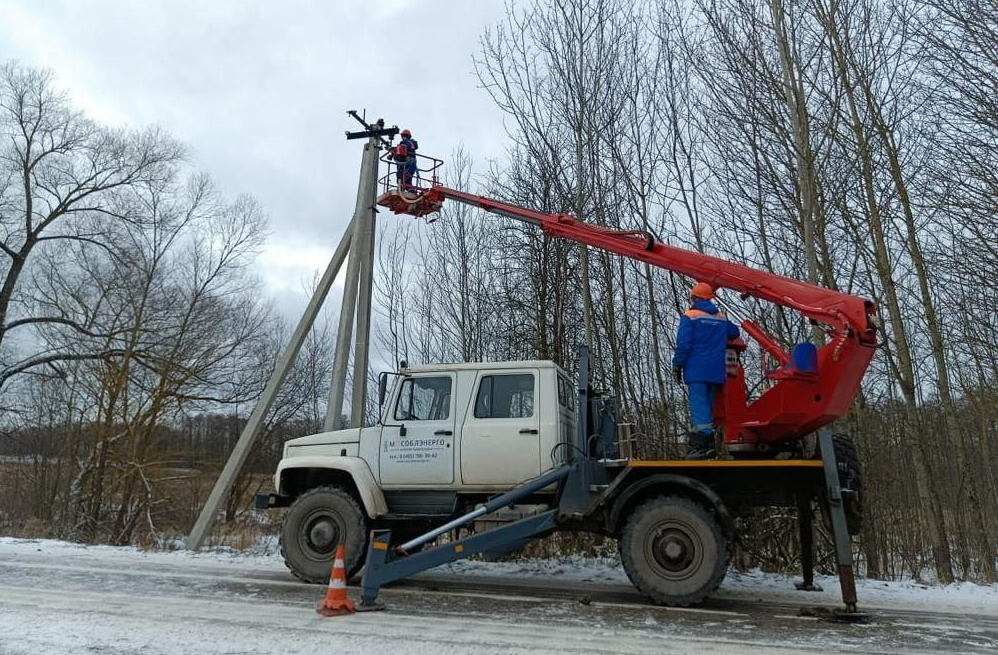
[186,112,397,550]
[324,134,379,431]
[349,163,378,427]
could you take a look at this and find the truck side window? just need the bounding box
[394,376,452,421]
[474,374,534,419]
[558,376,576,411]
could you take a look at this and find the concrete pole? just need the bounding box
[349,143,379,427]
[325,137,380,431]
[185,224,353,550]
[324,233,361,431]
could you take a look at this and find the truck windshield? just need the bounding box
[394,376,452,421]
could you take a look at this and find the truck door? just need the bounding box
[380,373,455,485]
[461,369,541,485]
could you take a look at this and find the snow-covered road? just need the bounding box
[1,538,996,654]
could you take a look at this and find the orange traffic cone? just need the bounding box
[316,544,355,616]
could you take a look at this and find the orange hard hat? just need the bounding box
[691,282,715,299]
[401,128,411,137]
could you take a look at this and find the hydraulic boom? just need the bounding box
[377,162,877,451]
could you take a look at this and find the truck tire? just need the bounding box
[280,486,367,583]
[619,495,729,606]
[832,433,864,536]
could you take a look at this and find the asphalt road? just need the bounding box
[1,544,996,654]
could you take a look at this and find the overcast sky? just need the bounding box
[1,0,511,323]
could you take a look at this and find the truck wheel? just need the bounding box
[620,495,729,606]
[832,433,864,536]
[280,486,367,583]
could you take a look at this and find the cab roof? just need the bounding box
[403,359,568,375]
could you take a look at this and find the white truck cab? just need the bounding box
[263,359,577,582]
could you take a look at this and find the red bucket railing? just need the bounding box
[379,148,443,194]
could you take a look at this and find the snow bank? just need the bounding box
[0,535,285,570]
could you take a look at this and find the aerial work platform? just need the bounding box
[376,151,445,217]
[191,113,873,627]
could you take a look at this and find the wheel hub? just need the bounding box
[651,526,698,575]
[307,518,339,553]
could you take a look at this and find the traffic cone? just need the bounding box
[316,544,355,616]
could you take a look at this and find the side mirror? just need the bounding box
[378,372,389,407]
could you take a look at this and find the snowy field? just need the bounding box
[2,537,997,654]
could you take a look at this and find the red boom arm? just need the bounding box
[377,183,878,449]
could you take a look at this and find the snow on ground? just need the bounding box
[3,536,997,616]
[0,586,818,655]
[3,537,998,654]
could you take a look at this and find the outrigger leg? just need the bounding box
[357,465,574,610]
[799,429,869,623]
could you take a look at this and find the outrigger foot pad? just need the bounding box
[798,606,870,624]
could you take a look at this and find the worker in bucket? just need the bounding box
[672,282,740,459]
[392,140,408,187]
[399,128,418,189]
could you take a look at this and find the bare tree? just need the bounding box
[0,63,184,391]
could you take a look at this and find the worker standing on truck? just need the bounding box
[672,282,740,459]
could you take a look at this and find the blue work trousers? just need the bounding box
[687,382,721,434]
[404,156,417,186]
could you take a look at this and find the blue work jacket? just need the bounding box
[672,299,740,384]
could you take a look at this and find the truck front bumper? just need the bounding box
[254,492,291,510]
